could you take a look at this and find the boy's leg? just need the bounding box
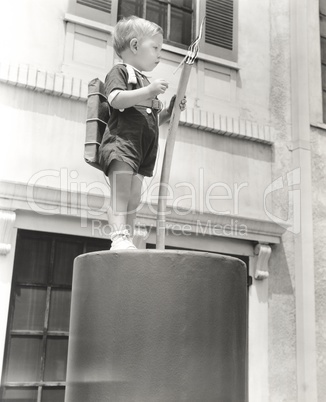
[127,174,148,249]
[108,161,135,249]
[126,173,144,235]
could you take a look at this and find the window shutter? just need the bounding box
[200,0,237,61]
[205,0,233,50]
[77,0,112,13]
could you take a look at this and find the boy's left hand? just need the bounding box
[167,95,187,115]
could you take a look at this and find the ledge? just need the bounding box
[0,180,286,245]
[138,203,286,244]
[311,122,326,132]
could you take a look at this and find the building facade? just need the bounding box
[0,0,325,400]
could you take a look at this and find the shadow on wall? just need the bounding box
[267,239,297,400]
[268,241,294,297]
[173,125,272,163]
[0,83,86,124]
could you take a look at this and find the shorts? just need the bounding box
[99,106,159,177]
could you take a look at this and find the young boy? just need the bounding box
[99,16,186,250]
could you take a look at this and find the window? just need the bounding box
[0,230,109,402]
[118,0,193,47]
[320,1,326,121]
[69,0,238,61]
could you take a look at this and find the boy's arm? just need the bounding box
[159,95,187,126]
[111,79,169,110]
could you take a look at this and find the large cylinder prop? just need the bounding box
[65,250,248,402]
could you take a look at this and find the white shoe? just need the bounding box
[110,230,137,250]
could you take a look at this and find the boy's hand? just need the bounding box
[167,95,187,115]
[148,79,169,97]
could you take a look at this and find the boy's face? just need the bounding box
[133,33,163,72]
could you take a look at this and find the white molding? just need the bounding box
[290,0,318,398]
[182,108,274,143]
[0,62,88,101]
[254,243,271,280]
[0,180,286,245]
[139,203,285,244]
[196,51,240,70]
[0,62,274,144]
[311,122,326,131]
[64,13,114,35]
[248,255,269,401]
[0,210,16,256]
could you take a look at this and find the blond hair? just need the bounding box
[113,16,163,58]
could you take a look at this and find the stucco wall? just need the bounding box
[1,0,69,72]
[268,0,297,400]
[311,127,326,402]
[0,84,101,185]
[237,0,271,125]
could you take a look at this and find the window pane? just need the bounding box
[322,65,326,89]
[53,241,83,285]
[42,387,65,402]
[173,0,193,8]
[146,0,168,34]
[321,37,326,64]
[321,0,326,16]
[48,290,71,332]
[44,338,68,381]
[171,6,192,45]
[118,0,143,18]
[321,15,326,37]
[14,237,51,283]
[2,387,38,402]
[7,337,43,382]
[12,287,47,331]
[323,90,326,122]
